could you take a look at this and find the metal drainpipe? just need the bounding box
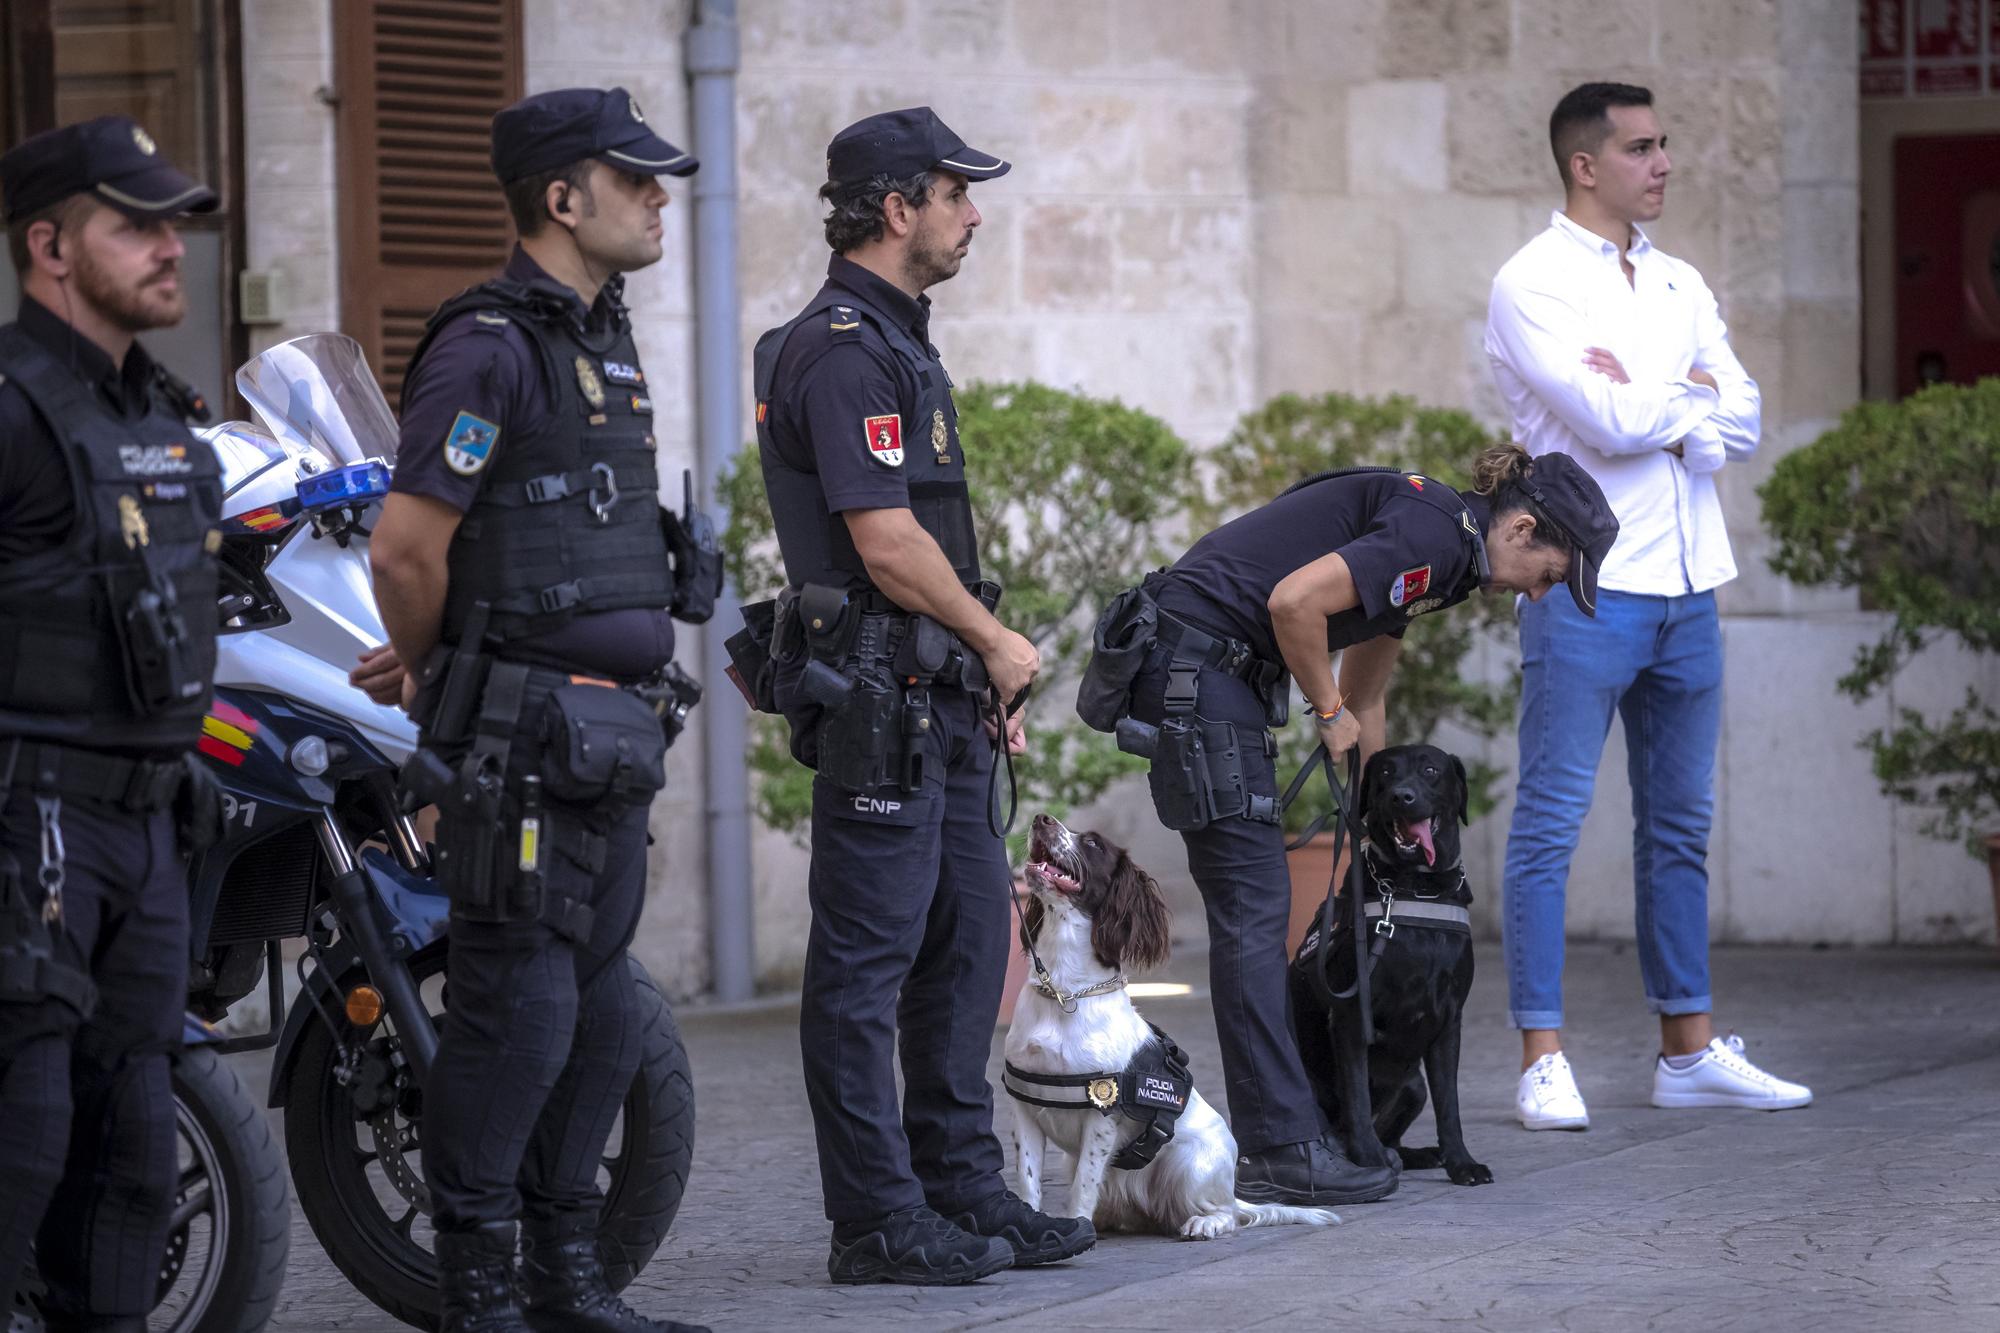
[685,0,754,1002]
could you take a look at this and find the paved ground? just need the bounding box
[252,941,2000,1332]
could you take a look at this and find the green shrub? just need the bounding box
[1196,393,1519,834]
[1760,379,2000,855]
[719,381,1195,841]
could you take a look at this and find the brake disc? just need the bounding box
[368,1110,431,1214]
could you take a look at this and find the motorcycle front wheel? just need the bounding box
[283,944,694,1330]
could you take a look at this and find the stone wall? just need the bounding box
[236,0,1988,1000]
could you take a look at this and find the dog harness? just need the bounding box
[1002,1021,1195,1171]
[1300,841,1473,964]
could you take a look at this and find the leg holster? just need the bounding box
[1142,668,1280,834]
[0,843,96,1019]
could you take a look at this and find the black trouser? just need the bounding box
[1129,647,1323,1154]
[794,687,1012,1223]
[422,794,650,1234]
[0,794,186,1320]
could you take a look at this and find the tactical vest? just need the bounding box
[753,283,978,592]
[406,277,675,647]
[0,324,221,751]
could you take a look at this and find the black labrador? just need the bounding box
[1288,743,1492,1186]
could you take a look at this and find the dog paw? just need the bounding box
[1180,1214,1230,1240]
[1445,1160,1494,1186]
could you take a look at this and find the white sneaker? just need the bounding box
[1651,1034,1812,1110]
[1517,1052,1589,1130]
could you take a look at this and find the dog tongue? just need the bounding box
[1402,818,1436,867]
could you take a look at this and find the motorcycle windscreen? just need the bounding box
[237,333,401,468]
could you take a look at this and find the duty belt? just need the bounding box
[2,739,186,812]
[1153,610,1284,714]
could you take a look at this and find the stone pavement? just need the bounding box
[257,942,2000,1332]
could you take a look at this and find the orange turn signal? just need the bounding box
[345,985,384,1027]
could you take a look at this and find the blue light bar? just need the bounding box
[296,460,392,511]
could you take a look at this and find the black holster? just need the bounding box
[174,752,225,854]
[0,845,97,1018]
[723,599,781,714]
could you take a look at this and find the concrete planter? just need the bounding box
[1989,835,2000,947]
[1286,831,1351,955]
[997,886,1033,1025]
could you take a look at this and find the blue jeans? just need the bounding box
[1502,586,1722,1029]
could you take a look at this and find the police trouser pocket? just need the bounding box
[540,683,668,809]
[1146,717,1279,833]
[814,678,901,796]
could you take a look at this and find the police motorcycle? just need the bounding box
[175,334,695,1330]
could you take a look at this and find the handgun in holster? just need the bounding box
[425,602,494,746]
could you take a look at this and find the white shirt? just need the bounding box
[1484,210,1760,596]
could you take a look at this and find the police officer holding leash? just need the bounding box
[1078,443,1617,1205]
[727,107,1092,1285]
[0,117,226,1331]
[369,89,716,1333]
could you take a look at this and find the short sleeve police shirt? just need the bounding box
[769,256,931,515]
[1155,472,1481,662]
[389,252,556,513]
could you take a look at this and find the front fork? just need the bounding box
[310,798,439,1086]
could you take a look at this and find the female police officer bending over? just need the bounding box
[1078,442,1617,1207]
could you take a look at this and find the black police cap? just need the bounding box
[1520,451,1620,617]
[0,115,217,224]
[491,87,698,183]
[825,107,1010,188]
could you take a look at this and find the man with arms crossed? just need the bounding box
[1484,82,1811,1130]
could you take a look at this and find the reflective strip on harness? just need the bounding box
[1363,899,1470,930]
[1000,1027,1194,1171]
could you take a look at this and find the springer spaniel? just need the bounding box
[1004,814,1340,1240]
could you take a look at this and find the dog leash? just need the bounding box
[985,683,1029,839]
[1278,741,1375,1045]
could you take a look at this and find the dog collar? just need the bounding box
[1359,839,1470,903]
[1028,969,1127,1008]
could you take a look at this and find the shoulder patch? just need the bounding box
[829,305,861,336]
[864,413,904,467]
[443,410,500,476]
[1388,564,1432,608]
[473,311,511,328]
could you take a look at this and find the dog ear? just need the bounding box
[1018,893,1045,957]
[1091,850,1172,973]
[1450,754,1469,825]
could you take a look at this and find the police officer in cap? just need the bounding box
[1088,443,1618,1202]
[369,88,710,1333]
[0,116,225,1330]
[752,108,1092,1283]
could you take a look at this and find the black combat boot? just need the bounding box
[827,1205,1014,1285]
[519,1214,709,1333]
[1235,1135,1398,1206]
[435,1223,532,1333]
[944,1189,1096,1266]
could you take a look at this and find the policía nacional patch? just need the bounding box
[865,413,903,466]
[602,359,645,387]
[1388,564,1432,608]
[443,411,500,476]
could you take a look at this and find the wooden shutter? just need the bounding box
[336,0,522,406]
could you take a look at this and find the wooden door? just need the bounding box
[336,0,523,406]
[1894,133,2000,397]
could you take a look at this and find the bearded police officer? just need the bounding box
[0,117,225,1331]
[742,107,1091,1285]
[1079,444,1617,1201]
[369,89,713,1333]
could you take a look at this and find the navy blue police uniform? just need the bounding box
[744,108,1093,1283]
[1132,471,1493,1201]
[0,116,223,1326]
[392,87,710,1333]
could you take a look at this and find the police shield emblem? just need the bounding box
[132,124,157,155]
[574,356,607,410]
[1388,564,1432,608]
[931,408,951,463]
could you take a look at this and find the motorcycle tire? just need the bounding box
[283,945,693,1331]
[159,1045,292,1333]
